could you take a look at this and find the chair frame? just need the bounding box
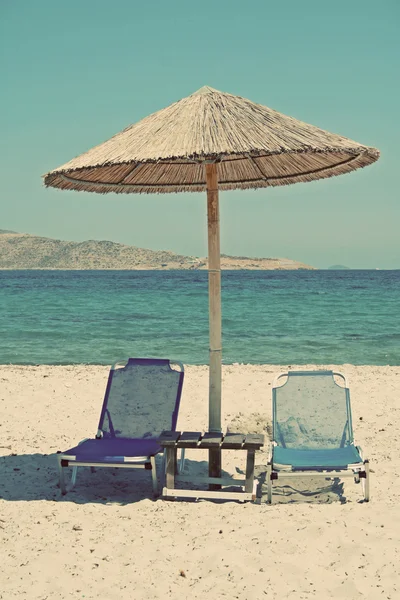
[266,370,370,504]
[58,357,184,497]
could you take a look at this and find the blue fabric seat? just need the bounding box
[273,445,363,470]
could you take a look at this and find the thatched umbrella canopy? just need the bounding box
[44,86,379,479]
[45,86,379,194]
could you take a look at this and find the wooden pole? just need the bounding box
[205,162,222,482]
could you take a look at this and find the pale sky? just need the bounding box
[0,0,398,268]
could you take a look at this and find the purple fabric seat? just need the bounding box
[63,438,163,463]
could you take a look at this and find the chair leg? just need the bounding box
[150,456,158,497]
[71,466,78,489]
[58,457,79,495]
[363,460,370,502]
[267,463,273,504]
[58,459,67,495]
[179,448,186,474]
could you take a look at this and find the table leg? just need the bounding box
[245,449,255,493]
[209,448,222,490]
[165,447,176,490]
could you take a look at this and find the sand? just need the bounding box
[1,364,399,599]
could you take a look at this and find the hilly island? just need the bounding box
[0,230,315,270]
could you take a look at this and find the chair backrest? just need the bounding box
[272,371,353,450]
[97,358,184,439]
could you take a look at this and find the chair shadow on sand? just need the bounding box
[1,452,348,505]
[0,452,165,505]
[254,464,347,504]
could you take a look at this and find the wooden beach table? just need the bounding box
[158,431,264,502]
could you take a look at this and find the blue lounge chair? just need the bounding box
[266,371,369,503]
[58,358,184,497]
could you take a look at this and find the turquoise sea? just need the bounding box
[0,270,399,366]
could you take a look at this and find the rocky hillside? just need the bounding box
[0,231,315,270]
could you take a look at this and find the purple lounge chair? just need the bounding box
[58,358,184,497]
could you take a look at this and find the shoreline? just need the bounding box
[0,266,316,271]
[1,362,399,367]
[1,267,399,271]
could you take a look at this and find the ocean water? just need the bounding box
[0,270,399,366]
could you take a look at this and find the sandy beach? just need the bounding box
[1,363,399,599]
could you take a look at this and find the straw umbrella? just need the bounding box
[43,86,379,478]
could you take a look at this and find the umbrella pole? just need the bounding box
[205,162,222,482]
